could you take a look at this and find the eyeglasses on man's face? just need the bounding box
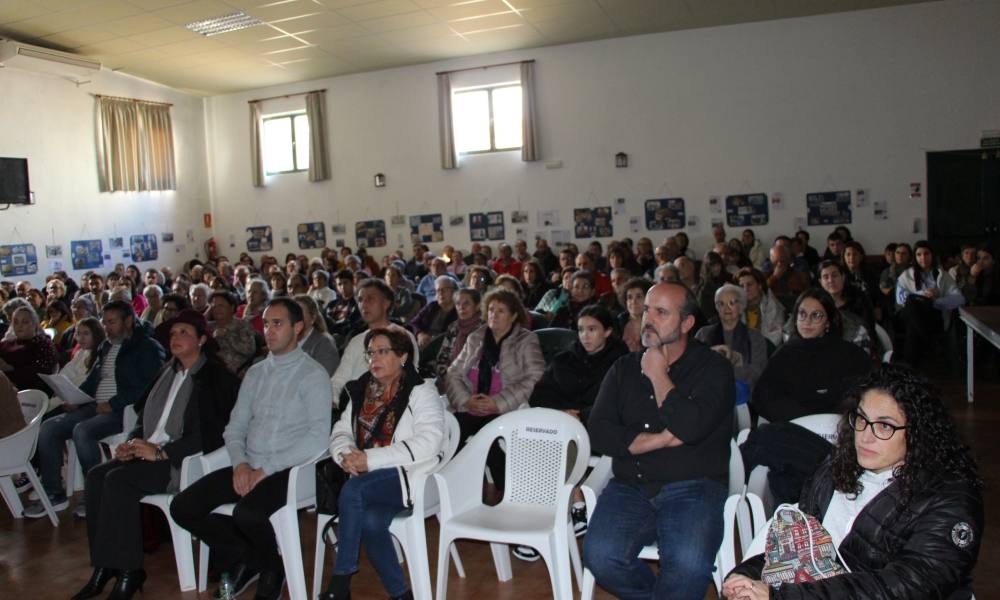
[849,410,907,440]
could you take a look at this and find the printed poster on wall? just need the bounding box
[129,234,158,262]
[355,220,387,248]
[725,193,769,227]
[410,214,444,244]
[246,226,273,252]
[70,240,104,270]
[644,198,686,231]
[574,206,613,238]
[806,190,853,226]
[0,243,38,277]
[469,211,505,241]
[297,222,326,249]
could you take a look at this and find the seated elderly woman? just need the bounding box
[695,283,769,391]
[534,265,577,315]
[209,291,257,374]
[70,310,239,600]
[139,284,164,325]
[724,366,982,600]
[409,276,458,349]
[0,305,59,393]
[446,289,545,489]
[236,279,269,336]
[320,328,444,600]
[430,288,483,385]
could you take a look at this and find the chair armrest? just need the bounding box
[432,438,490,520]
[200,446,232,474]
[579,456,613,500]
[287,449,329,508]
[179,452,204,490]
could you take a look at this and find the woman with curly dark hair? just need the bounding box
[724,366,983,600]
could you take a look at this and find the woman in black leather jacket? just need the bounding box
[724,366,983,600]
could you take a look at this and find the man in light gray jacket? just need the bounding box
[171,298,331,600]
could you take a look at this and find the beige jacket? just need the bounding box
[445,324,545,414]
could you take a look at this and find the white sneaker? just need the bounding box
[23,496,69,518]
[74,502,87,519]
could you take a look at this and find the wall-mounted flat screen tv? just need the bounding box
[0,157,30,205]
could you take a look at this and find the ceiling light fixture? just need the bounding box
[186,12,264,37]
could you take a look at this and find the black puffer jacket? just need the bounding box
[528,337,628,424]
[729,460,983,599]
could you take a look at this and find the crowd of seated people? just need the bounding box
[0,226,993,600]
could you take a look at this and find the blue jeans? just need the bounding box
[333,468,408,597]
[582,478,727,600]
[38,405,122,497]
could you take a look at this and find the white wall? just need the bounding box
[203,0,1000,263]
[0,67,210,288]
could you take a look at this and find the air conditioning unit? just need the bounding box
[0,39,101,82]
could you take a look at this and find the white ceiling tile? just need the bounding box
[359,10,437,33]
[428,0,512,22]
[101,14,178,36]
[123,26,203,47]
[336,0,422,22]
[152,0,242,25]
[0,1,52,25]
[450,11,525,34]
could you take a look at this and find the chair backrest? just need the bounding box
[493,408,590,507]
[534,327,577,363]
[17,389,48,422]
[0,395,46,471]
[527,311,547,331]
[790,413,843,445]
[440,411,461,469]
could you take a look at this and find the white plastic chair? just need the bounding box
[312,411,465,600]
[195,447,326,600]
[0,390,59,526]
[66,404,139,494]
[138,452,204,591]
[434,408,590,600]
[578,440,766,599]
[741,412,843,516]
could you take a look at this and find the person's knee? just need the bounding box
[582,535,623,579]
[337,476,364,516]
[169,491,198,528]
[232,499,268,534]
[71,419,95,447]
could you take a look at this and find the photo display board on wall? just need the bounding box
[644,198,686,231]
[725,193,769,227]
[71,240,104,270]
[574,206,613,238]
[356,220,387,248]
[246,226,273,252]
[130,234,158,262]
[469,211,505,241]
[297,222,326,249]
[410,214,444,243]
[0,243,38,276]
[806,191,853,225]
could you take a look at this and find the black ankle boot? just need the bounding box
[318,573,353,600]
[69,567,118,600]
[389,590,414,600]
[105,569,146,600]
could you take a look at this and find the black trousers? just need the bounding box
[454,412,507,490]
[170,467,290,574]
[895,296,943,366]
[85,458,172,571]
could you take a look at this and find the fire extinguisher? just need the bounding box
[205,237,218,261]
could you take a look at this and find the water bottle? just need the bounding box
[218,572,235,600]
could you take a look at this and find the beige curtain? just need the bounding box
[96,98,175,192]
[305,91,330,182]
[138,103,176,191]
[249,101,264,188]
[437,73,457,169]
[520,61,540,162]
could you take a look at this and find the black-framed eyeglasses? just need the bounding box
[849,410,907,440]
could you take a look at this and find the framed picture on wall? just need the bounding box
[0,243,38,276]
[574,206,613,238]
[129,234,158,262]
[644,198,686,231]
[297,222,326,249]
[725,193,769,227]
[806,191,852,225]
[70,240,103,270]
[246,226,273,252]
[410,214,444,243]
[470,211,505,241]
[355,220,387,248]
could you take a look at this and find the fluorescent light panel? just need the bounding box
[186,12,264,37]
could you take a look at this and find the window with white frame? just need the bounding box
[262,112,310,175]
[452,83,522,154]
